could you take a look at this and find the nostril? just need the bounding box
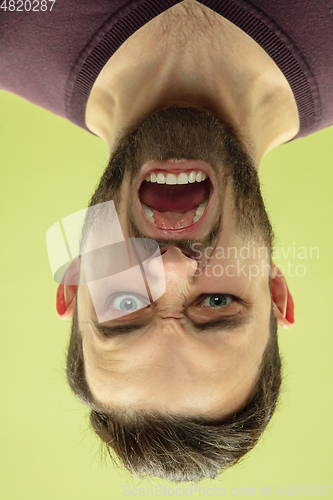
[160,247,199,260]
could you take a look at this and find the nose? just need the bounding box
[146,247,198,279]
[161,247,198,284]
[145,247,198,317]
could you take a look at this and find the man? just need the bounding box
[2,0,331,482]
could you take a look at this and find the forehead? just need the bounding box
[80,302,272,416]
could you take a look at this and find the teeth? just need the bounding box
[141,198,209,226]
[145,170,207,184]
[177,172,189,185]
[188,171,196,183]
[157,173,166,184]
[194,199,208,223]
[165,173,177,185]
[196,171,203,182]
[141,203,156,225]
[196,205,206,217]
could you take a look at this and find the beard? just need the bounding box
[88,106,274,256]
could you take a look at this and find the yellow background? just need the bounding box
[0,90,332,499]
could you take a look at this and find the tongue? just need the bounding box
[139,181,209,212]
[153,209,197,229]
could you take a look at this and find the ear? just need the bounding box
[56,259,79,320]
[270,263,295,329]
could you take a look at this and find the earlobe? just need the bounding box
[56,259,79,320]
[270,263,295,329]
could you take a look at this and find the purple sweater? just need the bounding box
[1,0,332,139]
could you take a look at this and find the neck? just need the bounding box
[86,0,299,167]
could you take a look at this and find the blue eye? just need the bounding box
[109,293,150,312]
[200,294,233,307]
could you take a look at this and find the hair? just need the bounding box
[66,301,281,482]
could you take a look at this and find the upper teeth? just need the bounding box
[145,170,207,185]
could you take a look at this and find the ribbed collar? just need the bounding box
[66,0,321,138]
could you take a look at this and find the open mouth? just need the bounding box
[138,169,212,230]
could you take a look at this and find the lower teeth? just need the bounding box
[141,199,208,228]
[141,203,156,225]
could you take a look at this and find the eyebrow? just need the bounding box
[92,313,250,339]
[92,319,151,339]
[188,314,250,332]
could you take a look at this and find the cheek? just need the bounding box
[117,188,138,237]
[195,268,249,297]
[77,285,93,324]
